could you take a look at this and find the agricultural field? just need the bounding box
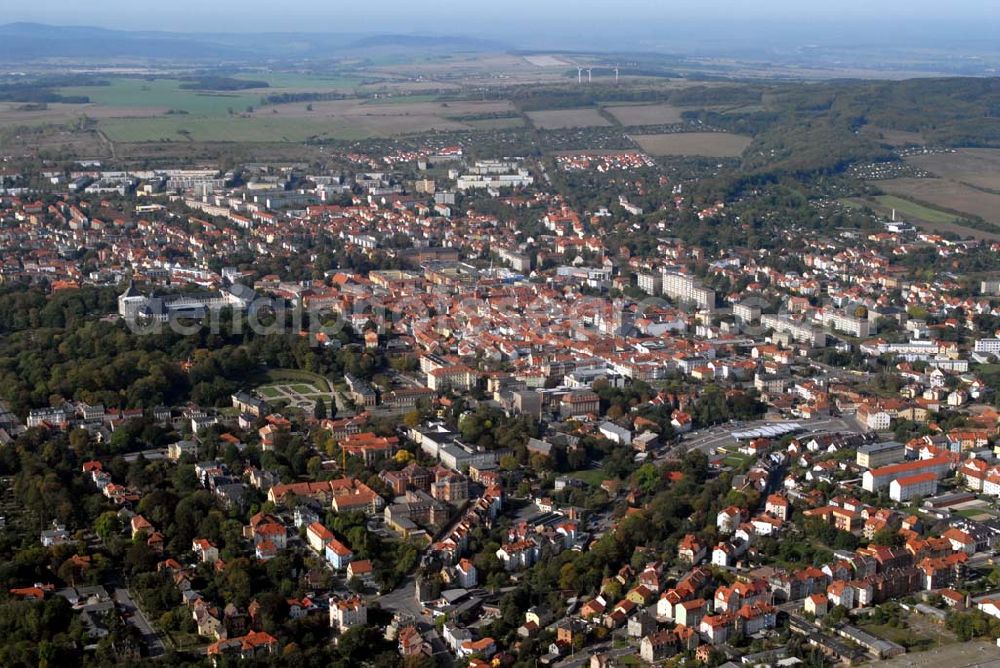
[234,72,363,90]
[879,177,1000,224]
[872,195,961,225]
[904,148,1000,192]
[269,98,514,118]
[57,78,264,115]
[93,98,517,142]
[847,193,1000,241]
[522,55,572,68]
[526,108,611,129]
[630,132,751,157]
[604,103,684,126]
[0,75,488,143]
[0,101,167,126]
[371,53,571,86]
[462,116,525,130]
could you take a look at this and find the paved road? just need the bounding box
[807,359,874,382]
[553,643,634,668]
[379,574,424,620]
[114,587,166,658]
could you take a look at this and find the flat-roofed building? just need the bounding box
[661,271,715,310]
[856,441,905,469]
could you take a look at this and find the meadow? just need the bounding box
[904,148,1000,192]
[872,195,960,225]
[604,103,684,126]
[846,194,1000,241]
[880,177,1000,224]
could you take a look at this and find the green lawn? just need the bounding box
[716,449,751,468]
[256,368,333,393]
[955,507,996,519]
[859,622,939,651]
[257,386,282,399]
[723,454,750,468]
[873,195,961,225]
[568,469,608,487]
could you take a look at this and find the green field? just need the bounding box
[873,195,961,225]
[568,469,608,487]
[59,75,362,113]
[723,453,751,468]
[236,73,362,89]
[257,386,283,399]
[58,78,262,114]
[54,75,378,142]
[54,76,474,142]
[955,507,996,520]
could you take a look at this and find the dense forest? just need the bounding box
[0,285,389,417]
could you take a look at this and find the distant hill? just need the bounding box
[0,23,509,62]
[345,34,508,52]
[0,22,254,60]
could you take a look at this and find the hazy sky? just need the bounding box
[7,0,998,38]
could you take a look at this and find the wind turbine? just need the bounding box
[577,67,583,84]
[586,68,592,83]
[614,64,620,83]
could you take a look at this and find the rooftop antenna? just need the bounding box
[577,67,583,84]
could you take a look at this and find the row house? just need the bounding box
[329,595,367,632]
[496,539,540,571]
[699,601,777,645]
[639,627,699,663]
